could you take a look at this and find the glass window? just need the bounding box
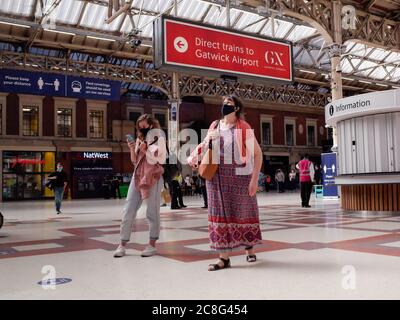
[89,110,104,139]
[2,151,55,200]
[154,112,167,128]
[128,111,142,123]
[261,122,271,145]
[308,125,316,146]
[23,106,39,136]
[23,174,42,199]
[2,174,17,200]
[285,124,294,146]
[57,108,72,137]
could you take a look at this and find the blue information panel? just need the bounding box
[0,68,120,101]
[321,152,338,198]
[67,75,120,101]
[0,68,66,96]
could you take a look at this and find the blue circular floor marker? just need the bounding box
[37,278,72,286]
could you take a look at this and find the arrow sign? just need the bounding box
[173,36,188,53]
[323,165,327,173]
[332,164,335,173]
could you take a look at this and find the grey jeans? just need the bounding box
[120,177,163,242]
[54,186,65,212]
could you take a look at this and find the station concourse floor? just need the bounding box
[1,191,400,300]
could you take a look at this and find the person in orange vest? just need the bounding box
[296,154,315,208]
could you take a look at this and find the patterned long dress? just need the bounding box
[207,126,262,251]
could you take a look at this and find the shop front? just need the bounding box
[71,151,114,199]
[1,151,56,201]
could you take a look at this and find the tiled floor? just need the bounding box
[0,192,400,299]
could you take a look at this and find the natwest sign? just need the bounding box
[154,16,293,83]
[83,152,111,159]
[73,152,112,160]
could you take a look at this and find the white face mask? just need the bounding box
[57,167,63,172]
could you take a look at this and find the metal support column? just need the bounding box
[329,1,344,152]
[168,0,181,163]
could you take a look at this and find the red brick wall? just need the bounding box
[112,152,134,174]
[317,117,327,145]
[107,101,121,139]
[42,96,54,137]
[76,99,87,138]
[6,93,19,135]
[296,115,307,146]
[180,102,205,123]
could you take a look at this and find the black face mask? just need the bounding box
[221,104,236,116]
[140,127,151,137]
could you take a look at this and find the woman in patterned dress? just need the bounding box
[187,95,263,271]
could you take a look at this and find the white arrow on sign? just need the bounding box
[323,165,327,173]
[174,37,188,53]
[332,164,335,173]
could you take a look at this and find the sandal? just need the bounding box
[245,246,257,262]
[208,258,231,271]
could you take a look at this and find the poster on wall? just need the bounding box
[0,68,120,101]
[321,152,339,198]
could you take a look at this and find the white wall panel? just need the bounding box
[337,112,400,175]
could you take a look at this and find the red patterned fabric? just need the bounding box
[206,127,262,251]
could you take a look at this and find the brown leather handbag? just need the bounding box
[198,121,219,181]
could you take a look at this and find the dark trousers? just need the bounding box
[300,181,313,206]
[201,186,208,207]
[111,185,121,199]
[277,181,284,192]
[170,180,185,208]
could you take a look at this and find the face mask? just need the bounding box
[57,167,63,172]
[140,127,151,137]
[221,104,236,116]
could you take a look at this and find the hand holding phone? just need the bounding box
[126,134,134,143]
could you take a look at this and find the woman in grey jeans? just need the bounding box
[114,114,166,258]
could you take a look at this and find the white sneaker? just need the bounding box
[113,245,126,258]
[141,245,157,257]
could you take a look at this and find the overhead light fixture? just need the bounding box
[43,28,75,36]
[0,21,30,28]
[375,83,388,87]
[359,80,372,84]
[342,77,353,81]
[300,69,316,74]
[23,108,32,112]
[87,35,116,42]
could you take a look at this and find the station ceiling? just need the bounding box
[0,0,399,96]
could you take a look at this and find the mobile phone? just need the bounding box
[126,134,134,143]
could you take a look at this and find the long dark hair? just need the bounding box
[136,114,161,140]
[222,95,244,119]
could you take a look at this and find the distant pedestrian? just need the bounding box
[314,165,322,185]
[275,169,285,193]
[199,176,208,209]
[111,176,122,199]
[47,163,68,214]
[289,169,297,191]
[296,154,315,208]
[264,174,271,192]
